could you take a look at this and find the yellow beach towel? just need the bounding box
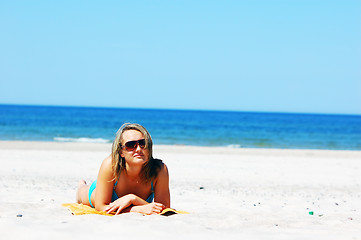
[62,203,188,216]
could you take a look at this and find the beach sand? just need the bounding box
[0,141,360,239]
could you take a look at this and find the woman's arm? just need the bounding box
[94,158,170,215]
[126,163,170,215]
[93,156,118,211]
[154,163,171,208]
[127,202,165,215]
[104,194,150,214]
[110,163,170,215]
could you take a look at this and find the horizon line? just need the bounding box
[1,102,360,117]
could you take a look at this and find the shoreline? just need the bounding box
[0,140,360,155]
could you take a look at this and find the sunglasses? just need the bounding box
[123,139,146,151]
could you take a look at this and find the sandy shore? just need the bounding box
[0,141,360,239]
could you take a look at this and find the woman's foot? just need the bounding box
[76,180,87,203]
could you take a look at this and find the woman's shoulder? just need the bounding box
[99,155,113,174]
[96,155,116,183]
[153,159,169,188]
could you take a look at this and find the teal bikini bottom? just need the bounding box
[88,180,154,208]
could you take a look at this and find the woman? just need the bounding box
[76,123,170,215]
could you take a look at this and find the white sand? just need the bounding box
[0,141,360,239]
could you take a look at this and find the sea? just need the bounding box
[0,104,360,151]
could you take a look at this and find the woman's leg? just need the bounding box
[76,180,91,205]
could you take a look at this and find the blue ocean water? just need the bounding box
[0,104,360,150]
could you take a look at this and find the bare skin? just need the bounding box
[76,129,170,215]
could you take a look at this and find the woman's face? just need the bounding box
[120,129,149,166]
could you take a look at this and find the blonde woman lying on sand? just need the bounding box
[76,123,170,215]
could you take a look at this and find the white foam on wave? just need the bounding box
[226,144,241,148]
[54,137,110,143]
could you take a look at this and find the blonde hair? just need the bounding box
[111,123,162,183]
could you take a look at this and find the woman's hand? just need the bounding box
[104,194,136,215]
[131,202,166,215]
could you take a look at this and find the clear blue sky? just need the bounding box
[1,0,360,114]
